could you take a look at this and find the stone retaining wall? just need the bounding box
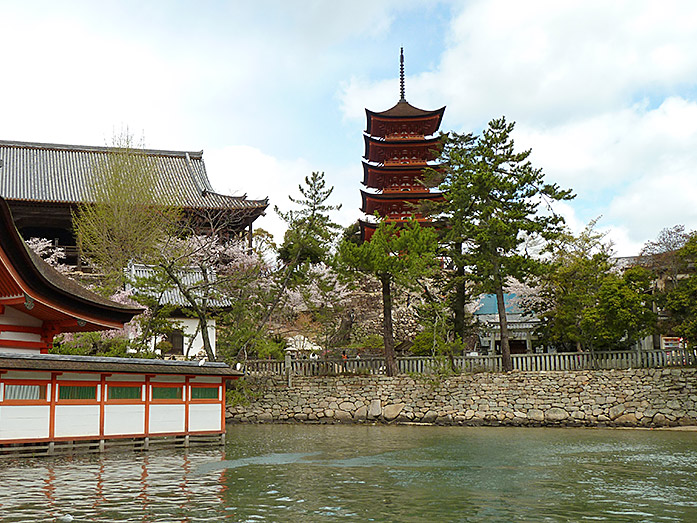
[226,368,697,427]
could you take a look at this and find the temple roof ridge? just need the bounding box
[0,138,203,159]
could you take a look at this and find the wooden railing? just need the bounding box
[241,348,697,377]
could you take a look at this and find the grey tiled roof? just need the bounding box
[0,352,241,376]
[0,139,268,212]
[127,264,232,309]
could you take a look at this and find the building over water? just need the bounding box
[0,197,239,456]
[359,49,446,241]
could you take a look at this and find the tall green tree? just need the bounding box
[276,171,342,273]
[337,220,439,376]
[423,132,478,342]
[429,117,574,370]
[73,131,179,294]
[265,171,343,319]
[658,234,697,346]
[534,222,656,351]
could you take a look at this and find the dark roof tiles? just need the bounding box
[0,139,267,212]
[0,352,241,376]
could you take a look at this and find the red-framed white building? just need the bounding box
[0,197,240,454]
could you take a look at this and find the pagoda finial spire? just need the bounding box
[399,47,406,102]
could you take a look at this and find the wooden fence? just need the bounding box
[241,348,697,377]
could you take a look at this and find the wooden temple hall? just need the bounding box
[359,48,445,241]
[0,198,241,456]
[0,139,268,267]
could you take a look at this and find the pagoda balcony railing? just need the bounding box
[384,159,428,166]
[382,186,428,193]
[385,133,426,140]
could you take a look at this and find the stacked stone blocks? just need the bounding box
[226,368,697,427]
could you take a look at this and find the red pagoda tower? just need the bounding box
[359,48,446,242]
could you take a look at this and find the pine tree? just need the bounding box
[337,220,439,376]
[431,117,573,370]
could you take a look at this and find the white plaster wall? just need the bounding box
[0,331,42,343]
[150,376,185,384]
[0,306,43,346]
[149,404,185,433]
[0,347,41,354]
[58,373,101,382]
[54,405,100,438]
[107,375,146,382]
[189,404,222,432]
[104,405,145,436]
[0,305,42,327]
[190,376,222,385]
[0,405,50,440]
[179,317,217,358]
[2,371,51,380]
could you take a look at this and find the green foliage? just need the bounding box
[337,219,439,375]
[72,130,180,294]
[128,271,180,349]
[659,234,697,345]
[51,332,157,358]
[579,267,656,350]
[431,118,573,294]
[216,301,284,361]
[226,378,265,407]
[276,171,342,275]
[341,221,362,246]
[347,334,384,353]
[426,117,573,369]
[535,221,656,351]
[411,328,467,357]
[338,219,439,289]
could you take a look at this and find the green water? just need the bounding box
[1,425,696,522]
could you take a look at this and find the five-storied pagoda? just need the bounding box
[359,48,446,242]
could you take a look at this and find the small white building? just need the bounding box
[127,264,225,358]
[0,198,240,455]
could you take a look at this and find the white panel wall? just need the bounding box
[149,404,185,433]
[179,317,217,358]
[104,405,145,436]
[0,406,50,440]
[0,347,41,354]
[189,404,222,432]
[0,305,42,327]
[54,405,100,438]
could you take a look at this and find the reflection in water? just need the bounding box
[0,426,696,521]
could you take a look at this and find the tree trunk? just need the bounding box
[162,264,216,362]
[197,312,215,361]
[380,272,398,376]
[453,258,467,341]
[492,258,512,372]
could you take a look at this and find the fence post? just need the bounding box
[285,350,293,387]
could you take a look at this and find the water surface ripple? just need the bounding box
[1,425,696,522]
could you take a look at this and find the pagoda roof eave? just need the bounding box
[360,189,443,202]
[363,133,443,147]
[366,101,445,120]
[365,102,445,137]
[359,189,443,214]
[363,134,443,163]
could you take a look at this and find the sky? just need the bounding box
[2,0,697,256]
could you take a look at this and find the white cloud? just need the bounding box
[437,0,697,128]
[337,1,697,255]
[3,1,697,258]
[204,145,314,245]
[515,97,697,252]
